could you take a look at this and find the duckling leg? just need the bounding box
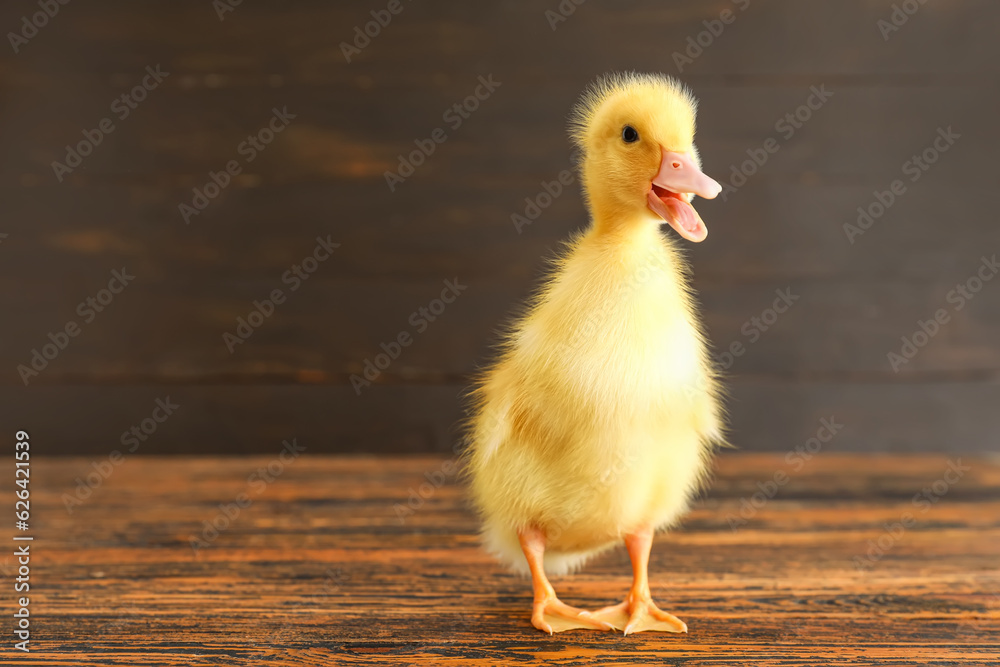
[517,527,613,634]
[592,525,688,635]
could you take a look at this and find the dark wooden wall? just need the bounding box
[1,1,998,454]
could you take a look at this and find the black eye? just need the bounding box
[622,125,639,143]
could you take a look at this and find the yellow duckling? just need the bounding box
[466,73,725,635]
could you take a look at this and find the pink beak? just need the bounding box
[647,150,722,243]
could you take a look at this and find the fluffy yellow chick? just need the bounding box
[466,73,725,635]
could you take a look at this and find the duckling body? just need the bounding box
[467,73,725,635]
[472,223,719,574]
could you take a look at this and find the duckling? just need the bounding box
[466,73,725,635]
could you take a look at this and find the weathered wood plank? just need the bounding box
[0,454,996,665]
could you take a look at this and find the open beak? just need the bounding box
[647,149,722,243]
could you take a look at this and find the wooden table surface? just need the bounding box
[2,453,999,666]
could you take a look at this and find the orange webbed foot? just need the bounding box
[593,595,687,635]
[530,595,615,634]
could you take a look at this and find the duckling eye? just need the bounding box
[622,125,639,143]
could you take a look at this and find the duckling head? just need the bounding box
[570,73,722,241]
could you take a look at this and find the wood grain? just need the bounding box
[0,453,997,665]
